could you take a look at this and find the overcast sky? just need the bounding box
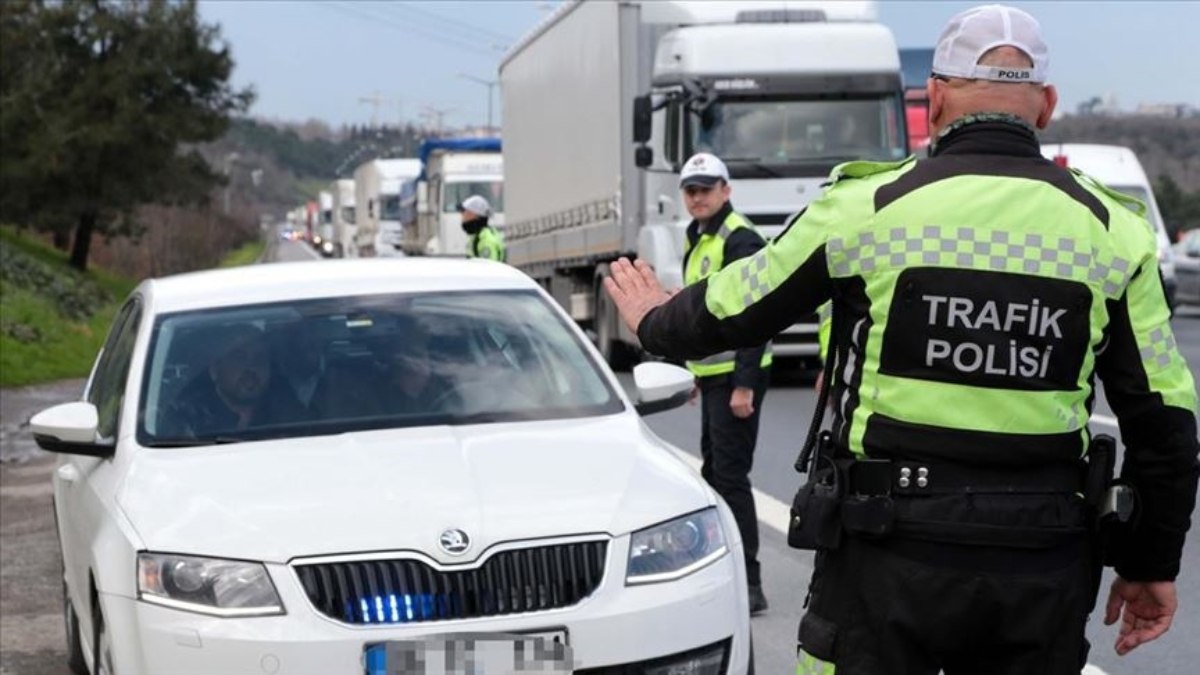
[197,0,1200,129]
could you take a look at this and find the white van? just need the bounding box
[1042,143,1177,308]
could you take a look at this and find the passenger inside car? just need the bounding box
[159,323,305,437]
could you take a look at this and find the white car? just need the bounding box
[33,259,751,675]
[1173,229,1200,306]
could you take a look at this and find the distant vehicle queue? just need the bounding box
[281,0,1187,376]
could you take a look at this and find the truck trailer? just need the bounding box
[501,0,906,368]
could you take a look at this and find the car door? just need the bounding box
[55,297,143,615]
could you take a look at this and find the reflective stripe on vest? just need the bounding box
[684,210,772,377]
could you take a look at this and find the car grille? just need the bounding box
[295,540,608,625]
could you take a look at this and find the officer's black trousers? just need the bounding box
[798,525,1100,674]
[698,372,768,587]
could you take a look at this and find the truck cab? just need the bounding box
[635,4,908,360]
[407,138,504,257]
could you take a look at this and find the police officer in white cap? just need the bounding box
[679,152,773,614]
[459,194,505,262]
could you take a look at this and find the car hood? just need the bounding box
[117,414,711,564]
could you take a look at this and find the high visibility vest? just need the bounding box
[470,226,506,262]
[683,210,773,377]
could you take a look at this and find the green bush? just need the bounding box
[0,245,111,320]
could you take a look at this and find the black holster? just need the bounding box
[788,433,845,551]
[1085,434,1139,567]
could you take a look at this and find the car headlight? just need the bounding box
[626,507,727,585]
[137,553,284,617]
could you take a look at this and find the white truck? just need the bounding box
[501,0,907,368]
[330,178,356,258]
[352,158,422,257]
[314,190,335,256]
[1043,143,1178,308]
[401,138,504,257]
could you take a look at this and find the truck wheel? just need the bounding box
[594,273,638,372]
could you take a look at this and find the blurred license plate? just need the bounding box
[364,631,571,675]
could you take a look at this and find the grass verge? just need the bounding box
[218,239,266,267]
[0,227,136,387]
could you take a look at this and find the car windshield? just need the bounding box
[442,181,504,214]
[137,290,623,446]
[688,96,907,164]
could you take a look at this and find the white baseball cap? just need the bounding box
[932,4,1049,84]
[679,153,730,189]
[458,194,491,217]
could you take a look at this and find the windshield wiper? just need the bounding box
[144,436,246,447]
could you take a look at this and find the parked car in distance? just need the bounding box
[32,258,751,675]
[1173,229,1200,306]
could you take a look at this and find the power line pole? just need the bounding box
[359,90,400,129]
[420,105,454,136]
[458,73,498,132]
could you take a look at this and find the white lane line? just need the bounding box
[670,449,791,535]
[1082,666,1111,675]
[1091,414,1120,428]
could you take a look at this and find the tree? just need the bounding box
[0,0,253,270]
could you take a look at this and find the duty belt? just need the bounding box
[846,458,1084,498]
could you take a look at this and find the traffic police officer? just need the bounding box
[678,152,773,614]
[459,195,505,261]
[605,5,1199,673]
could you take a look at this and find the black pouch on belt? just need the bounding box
[841,459,896,538]
[788,457,845,551]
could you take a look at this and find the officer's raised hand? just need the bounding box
[604,258,670,334]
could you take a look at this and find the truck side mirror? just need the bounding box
[635,146,653,168]
[632,95,652,144]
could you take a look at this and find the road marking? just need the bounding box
[670,449,790,535]
[1082,666,1110,675]
[1091,414,1120,428]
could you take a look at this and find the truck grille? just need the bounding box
[295,540,608,625]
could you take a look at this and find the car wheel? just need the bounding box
[91,599,114,675]
[63,580,88,675]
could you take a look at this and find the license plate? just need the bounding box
[364,631,572,675]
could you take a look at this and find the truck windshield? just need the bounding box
[442,181,504,214]
[688,96,907,167]
[381,196,402,220]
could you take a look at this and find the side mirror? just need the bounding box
[635,146,653,168]
[29,402,113,457]
[632,95,652,144]
[633,362,693,416]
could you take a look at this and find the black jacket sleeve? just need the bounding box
[1096,277,1200,582]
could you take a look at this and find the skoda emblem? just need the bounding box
[438,528,471,556]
